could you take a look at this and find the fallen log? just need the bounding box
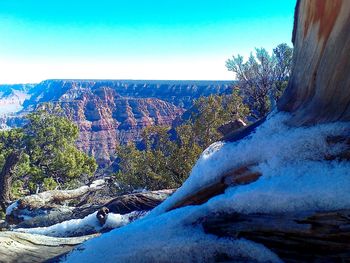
[202,210,350,262]
[6,180,106,225]
[17,179,105,210]
[0,231,96,263]
[10,189,175,229]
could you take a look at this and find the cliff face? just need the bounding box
[32,85,183,168]
[4,79,231,168]
[278,0,350,125]
[57,87,184,167]
[24,79,232,109]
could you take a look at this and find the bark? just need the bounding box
[278,0,350,125]
[0,151,22,211]
[203,210,350,262]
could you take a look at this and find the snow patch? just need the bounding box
[63,207,281,263]
[15,211,131,237]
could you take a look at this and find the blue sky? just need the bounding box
[0,0,296,83]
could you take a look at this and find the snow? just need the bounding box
[15,211,132,237]
[205,161,350,215]
[53,112,350,261]
[151,112,350,215]
[5,201,18,216]
[62,206,282,263]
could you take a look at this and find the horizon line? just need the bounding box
[0,78,236,85]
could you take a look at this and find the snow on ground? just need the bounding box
[62,206,282,263]
[15,211,133,237]
[60,112,350,262]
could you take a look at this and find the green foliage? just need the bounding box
[0,108,97,196]
[23,109,97,189]
[115,91,250,192]
[116,127,183,191]
[190,95,225,147]
[0,211,4,220]
[10,180,25,199]
[190,89,249,148]
[42,177,58,191]
[226,43,293,118]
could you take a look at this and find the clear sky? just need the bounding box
[0,0,296,84]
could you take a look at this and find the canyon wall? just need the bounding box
[56,87,184,168]
[1,80,232,168]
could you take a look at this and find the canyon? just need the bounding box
[0,80,232,168]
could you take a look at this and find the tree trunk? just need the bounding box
[0,151,22,212]
[277,0,350,125]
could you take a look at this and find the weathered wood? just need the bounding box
[104,189,175,215]
[11,189,174,228]
[0,231,96,263]
[6,180,106,225]
[223,117,266,142]
[278,0,350,125]
[17,180,105,210]
[217,118,246,138]
[167,165,261,211]
[203,210,350,262]
[325,135,350,161]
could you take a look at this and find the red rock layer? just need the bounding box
[58,87,184,168]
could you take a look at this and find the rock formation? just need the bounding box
[1,80,232,168]
[6,182,174,229]
[56,88,184,167]
[23,79,232,109]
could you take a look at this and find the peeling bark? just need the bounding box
[278,0,350,125]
